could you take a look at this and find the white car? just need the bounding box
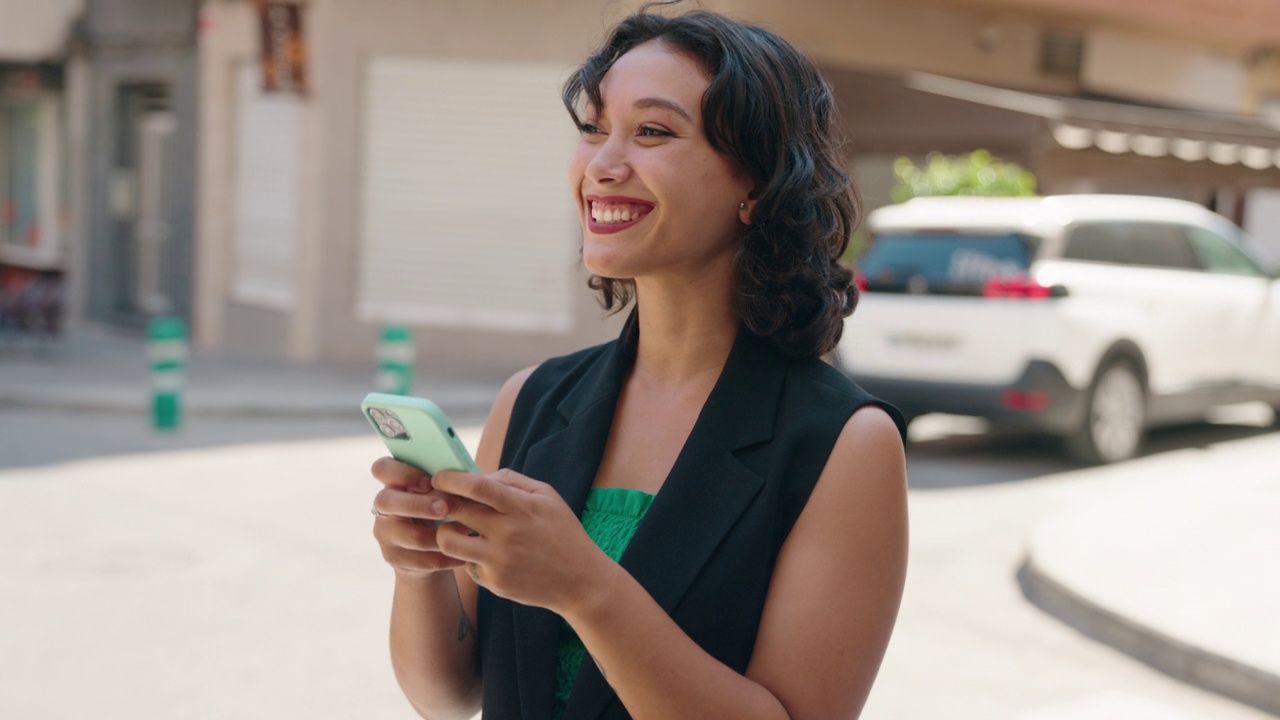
[836,194,1280,464]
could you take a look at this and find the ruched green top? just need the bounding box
[553,487,655,720]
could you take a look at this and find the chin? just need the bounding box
[581,246,634,280]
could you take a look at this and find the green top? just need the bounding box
[553,487,655,720]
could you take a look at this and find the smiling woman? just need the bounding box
[369,6,909,720]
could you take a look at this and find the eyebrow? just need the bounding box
[633,97,695,124]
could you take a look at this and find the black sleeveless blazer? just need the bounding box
[479,317,905,720]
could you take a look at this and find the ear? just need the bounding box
[739,182,763,225]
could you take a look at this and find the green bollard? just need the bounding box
[148,317,187,431]
[376,324,414,395]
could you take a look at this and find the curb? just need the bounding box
[0,397,363,419]
[1018,556,1280,717]
[0,395,497,421]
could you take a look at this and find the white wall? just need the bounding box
[1082,30,1248,112]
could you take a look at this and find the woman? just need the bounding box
[370,8,908,720]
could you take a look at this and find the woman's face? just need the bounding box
[569,40,754,284]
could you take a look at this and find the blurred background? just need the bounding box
[1,1,1278,719]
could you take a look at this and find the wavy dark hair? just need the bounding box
[563,6,860,359]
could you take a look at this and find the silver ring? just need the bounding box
[371,504,386,518]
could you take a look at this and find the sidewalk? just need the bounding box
[0,323,505,420]
[1021,431,1280,717]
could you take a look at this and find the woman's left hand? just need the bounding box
[428,469,611,615]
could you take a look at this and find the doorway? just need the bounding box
[106,82,176,328]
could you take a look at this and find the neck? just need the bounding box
[629,277,738,387]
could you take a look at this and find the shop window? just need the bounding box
[0,93,60,266]
[3,104,40,248]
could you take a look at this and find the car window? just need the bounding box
[1118,224,1200,270]
[858,233,1036,294]
[1184,226,1266,277]
[1064,222,1200,270]
[1063,224,1122,264]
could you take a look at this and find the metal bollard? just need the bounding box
[148,317,187,431]
[376,324,414,395]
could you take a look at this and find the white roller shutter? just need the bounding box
[231,62,300,309]
[357,57,579,333]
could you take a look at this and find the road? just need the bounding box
[1,406,1275,719]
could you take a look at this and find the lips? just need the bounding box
[585,195,654,234]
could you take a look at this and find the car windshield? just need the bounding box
[858,232,1037,294]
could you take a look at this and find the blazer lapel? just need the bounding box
[562,328,788,720]
[509,315,637,720]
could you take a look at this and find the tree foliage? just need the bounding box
[891,149,1036,202]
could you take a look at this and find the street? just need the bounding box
[1,406,1276,719]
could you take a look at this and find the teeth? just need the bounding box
[590,202,648,225]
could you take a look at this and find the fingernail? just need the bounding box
[430,500,447,517]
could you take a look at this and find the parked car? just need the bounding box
[835,194,1280,464]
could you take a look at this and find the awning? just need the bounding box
[906,73,1280,172]
[0,0,80,62]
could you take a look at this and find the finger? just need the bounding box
[381,546,467,575]
[374,487,455,522]
[371,456,432,491]
[488,468,550,494]
[436,521,490,564]
[432,470,517,513]
[438,495,499,533]
[373,513,448,552]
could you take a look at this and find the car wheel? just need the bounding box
[1065,359,1146,465]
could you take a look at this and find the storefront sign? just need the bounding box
[256,1,307,95]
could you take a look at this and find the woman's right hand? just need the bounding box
[371,456,467,578]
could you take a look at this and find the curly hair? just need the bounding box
[562,6,860,360]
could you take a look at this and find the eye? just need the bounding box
[638,125,674,138]
[577,121,604,136]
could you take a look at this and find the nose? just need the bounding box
[584,134,632,185]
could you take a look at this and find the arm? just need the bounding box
[427,405,907,719]
[379,366,537,719]
[560,405,909,719]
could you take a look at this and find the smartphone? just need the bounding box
[362,393,479,522]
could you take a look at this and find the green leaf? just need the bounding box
[889,149,1036,202]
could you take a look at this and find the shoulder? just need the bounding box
[827,404,907,478]
[473,339,619,472]
[517,340,613,396]
[785,356,909,442]
[811,360,908,502]
[786,356,907,507]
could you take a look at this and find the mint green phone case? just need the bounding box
[361,392,479,477]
